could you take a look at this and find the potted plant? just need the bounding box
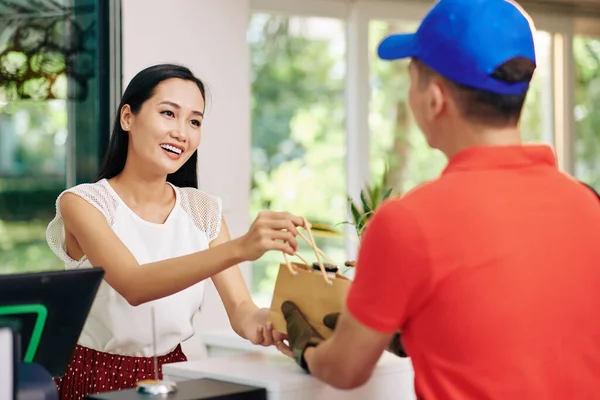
[348,168,394,238]
[343,167,394,267]
[309,168,394,269]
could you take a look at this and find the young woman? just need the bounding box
[46,63,300,399]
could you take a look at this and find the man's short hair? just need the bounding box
[414,57,536,127]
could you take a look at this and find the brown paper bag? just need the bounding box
[269,221,352,339]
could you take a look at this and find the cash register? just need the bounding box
[0,268,104,400]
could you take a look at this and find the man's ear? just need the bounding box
[427,79,446,121]
[120,104,132,132]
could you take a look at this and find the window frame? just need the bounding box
[250,0,580,174]
[248,0,586,276]
[66,0,122,186]
[0,0,122,275]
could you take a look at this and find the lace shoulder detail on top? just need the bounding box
[177,187,223,242]
[45,180,119,268]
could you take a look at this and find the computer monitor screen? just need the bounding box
[0,268,104,377]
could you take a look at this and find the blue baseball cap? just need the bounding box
[378,0,536,95]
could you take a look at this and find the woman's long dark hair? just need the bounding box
[94,64,207,188]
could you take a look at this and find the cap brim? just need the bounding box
[377,33,417,60]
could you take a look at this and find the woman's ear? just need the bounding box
[120,104,132,132]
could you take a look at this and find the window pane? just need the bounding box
[249,14,347,305]
[0,0,110,273]
[520,31,553,144]
[574,36,600,191]
[369,22,553,193]
[369,20,444,193]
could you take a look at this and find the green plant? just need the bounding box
[347,167,394,240]
[309,168,395,241]
[312,167,395,270]
[300,169,394,273]
[306,222,344,238]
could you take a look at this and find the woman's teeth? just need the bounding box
[160,144,182,155]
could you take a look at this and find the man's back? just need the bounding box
[399,145,600,399]
[281,1,600,395]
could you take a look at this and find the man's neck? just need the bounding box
[441,124,522,160]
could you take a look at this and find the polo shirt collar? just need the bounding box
[443,145,557,175]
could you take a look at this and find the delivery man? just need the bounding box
[281,1,600,399]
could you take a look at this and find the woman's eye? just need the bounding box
[191,119,202,127]
[161,110,174,117]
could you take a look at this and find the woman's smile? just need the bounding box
[159,143,184,160]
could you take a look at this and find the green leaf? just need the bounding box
[336,221,354,228]
[382,187,393,201]
[381,165,389,191]
[357,210,375,226]
[350,201,362,227]
[360,190,372,215]
[370,184,380,210]
[344,164,396,239]
[308,222,344,238]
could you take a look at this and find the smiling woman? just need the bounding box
[94,66,206,189]
[44,63,300,399]
[152,98,203,159]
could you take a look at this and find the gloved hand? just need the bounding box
[281,301,324,373]
[323,313,408,358]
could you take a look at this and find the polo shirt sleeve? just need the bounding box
[346,199,431,333]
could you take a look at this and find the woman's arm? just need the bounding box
[209,217,258,339]
[60,192,301,306]
[210,217,292,355]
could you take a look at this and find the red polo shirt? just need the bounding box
[347,145,600,400]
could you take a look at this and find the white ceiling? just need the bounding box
[394,0,600,16]
[520,0,600,13]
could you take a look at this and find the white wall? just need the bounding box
[122,0,252,358]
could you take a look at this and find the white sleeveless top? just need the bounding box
[45,179,222,357]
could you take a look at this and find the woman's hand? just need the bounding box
[241,307,293,358]
[211,215,299,359]
[236,211,305,261]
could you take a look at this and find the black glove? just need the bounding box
[281,301,324,373]
[323,312,408,358]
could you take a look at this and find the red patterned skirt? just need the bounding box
[54,344,187,400]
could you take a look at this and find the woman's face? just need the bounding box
[121,78,205,175]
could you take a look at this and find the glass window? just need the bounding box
[574,35,600,191]
[369,21,553,193]
[368,20,443,193]
[249,14,347,305]
[0,0,113,273]
[520,31,553,144]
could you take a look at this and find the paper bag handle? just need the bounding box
[283,217,336,286]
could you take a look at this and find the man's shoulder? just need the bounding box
[363,180,445,225]
[367,189,431,236]
[395,178,447,208]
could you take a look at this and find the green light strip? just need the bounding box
[0,304,48,362]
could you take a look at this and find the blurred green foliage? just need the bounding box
[248,15,600,304]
